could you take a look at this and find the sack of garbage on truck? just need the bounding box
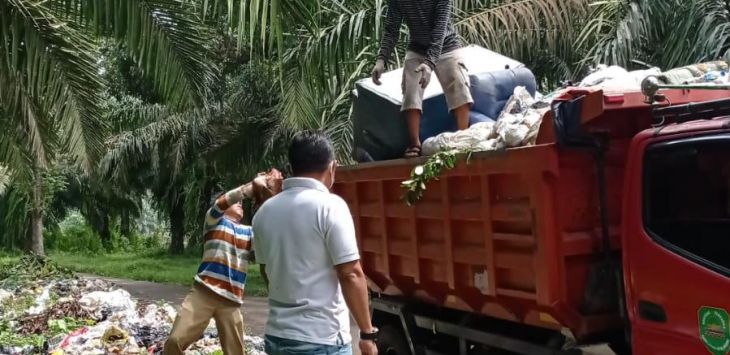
[352,44,730,161]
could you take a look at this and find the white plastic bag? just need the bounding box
[422,122,496,156]
[579,65,628,87]
[79,289,138,325]
[423,86,549,155]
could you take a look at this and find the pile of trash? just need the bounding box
[421,59,730,156]
[422,86,550,155]
[577,65,662,92]
[576,60,730,91]
[0,255,265,355]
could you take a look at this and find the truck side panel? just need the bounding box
[334,143,626,340]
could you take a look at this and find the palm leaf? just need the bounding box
[0,166,10,196]
[455,0,589,60]
[51,0,219,108]
[0,0,106,173]
[579,0,730,70]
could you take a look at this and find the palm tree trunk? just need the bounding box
[30,175,44,256]
[169,198,185,254]
[121,211,131,238]
[99,214,112,249]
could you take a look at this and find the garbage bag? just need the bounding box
[26,283,53,315]
[422,122,497,156]
[657,61,729,84]
[422,86,549,155]
[579,65,628,87]
[599,67,661,92]
[79,289,137,324]
[0,289,12,303]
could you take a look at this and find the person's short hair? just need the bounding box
[288,130,335,176]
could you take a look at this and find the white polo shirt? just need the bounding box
[252,177,359,345]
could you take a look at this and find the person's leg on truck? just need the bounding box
[401,51,427,158]
[435,48,473,133]
[402,49,473,158]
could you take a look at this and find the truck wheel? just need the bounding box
[377,325,412,355]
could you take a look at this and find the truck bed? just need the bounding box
[333,89,730,341]
[334,142,632,340]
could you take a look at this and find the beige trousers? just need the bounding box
[164,283,246,355]
[402,48,474,112]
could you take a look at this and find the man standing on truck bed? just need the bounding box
[372,0,473,158]
[253,131,379,355]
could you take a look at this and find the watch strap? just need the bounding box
[360,327,379,341]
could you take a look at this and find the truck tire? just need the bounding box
[377,325,412,355]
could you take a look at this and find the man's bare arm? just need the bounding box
[336,260,374,333]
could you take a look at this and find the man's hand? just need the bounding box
[415,63,433,89]
[359,340,378,355]
[371,59,386,85]
[252,169,283,206]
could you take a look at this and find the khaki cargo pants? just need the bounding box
[164,283,246,355]
[402,48,474,112]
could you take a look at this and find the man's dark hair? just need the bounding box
[288,130,335,176]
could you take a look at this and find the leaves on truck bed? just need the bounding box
[401,150,468,206]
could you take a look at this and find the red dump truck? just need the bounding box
[333,87,730,355]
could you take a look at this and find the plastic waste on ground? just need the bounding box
[0,277,266,355]
[422,86,550,156]
[0,288,12,303]
[26,283,53,315]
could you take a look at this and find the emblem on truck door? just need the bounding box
[699,306,730,355]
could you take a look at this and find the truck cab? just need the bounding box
[334,88,730,355]
[623,104,730,355]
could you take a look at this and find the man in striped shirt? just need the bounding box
[165,174,280,355]
[372,0,473,158]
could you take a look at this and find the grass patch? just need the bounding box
[49,251,268,297]
[0,252,19,265]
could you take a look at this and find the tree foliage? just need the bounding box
[4,0,730,253]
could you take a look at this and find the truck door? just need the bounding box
[624,132,730,355]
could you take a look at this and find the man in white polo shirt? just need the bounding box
[252,131,378,355]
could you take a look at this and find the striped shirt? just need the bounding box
[377,0,461,69]
[195,187,252,304]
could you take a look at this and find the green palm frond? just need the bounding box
[273,61,364,162]
[576,0,648,67]
[0,71,55,170]
[579,0,730,70]
[52,0,219,108]
[650,0,730,68]
[287,1,385,84]
[100,104,183,182]
[195,0,319,53]
[455,0,589,60]
[0,0,106,173]
[0,166,10,196]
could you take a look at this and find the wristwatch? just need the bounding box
[360,327,379,342]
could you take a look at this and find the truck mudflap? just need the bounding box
[371,296,618,355]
